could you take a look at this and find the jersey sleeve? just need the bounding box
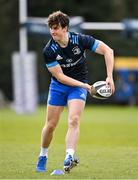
[43,47,59,68]
[79,33,100,52]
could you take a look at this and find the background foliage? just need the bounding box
[0,0,138,100]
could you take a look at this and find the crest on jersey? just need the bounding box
[72,46,81,55]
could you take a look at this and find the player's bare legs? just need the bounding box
[36,105,64,172]
[66,99,85,149]
[41,105,64,148]
[64,99,85,172]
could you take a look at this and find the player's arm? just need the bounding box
[95,40,115,93]
[47,64,91,91]
[43,45,92,92]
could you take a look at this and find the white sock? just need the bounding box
[65,148,75,159]
[39,147,48,157]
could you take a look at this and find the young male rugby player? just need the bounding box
[36,11,115,173]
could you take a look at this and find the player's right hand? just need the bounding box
[83,83,96,95]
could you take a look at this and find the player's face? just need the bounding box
[50,25,67,41]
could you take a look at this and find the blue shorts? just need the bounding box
[47,79,87,106]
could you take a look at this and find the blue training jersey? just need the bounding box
[43,32,99,83]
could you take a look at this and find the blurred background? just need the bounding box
[0,0,138,113]
[0,1,138,179]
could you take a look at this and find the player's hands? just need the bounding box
[83,83,96,95]
[106,76,115,94]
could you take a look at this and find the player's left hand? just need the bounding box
[106,76,115,94]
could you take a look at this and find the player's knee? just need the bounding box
[68,115,80,128]
[46,121,57,132]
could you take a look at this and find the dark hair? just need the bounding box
[47,11,69,29]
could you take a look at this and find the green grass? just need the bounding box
[0,105,138,179]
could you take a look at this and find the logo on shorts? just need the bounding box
[80,93,86,99]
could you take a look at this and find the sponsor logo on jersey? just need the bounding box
[66,58,73,63]
[60,56,82,68]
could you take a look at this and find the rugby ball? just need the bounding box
[92,81,112,99]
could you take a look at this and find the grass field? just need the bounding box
[0,105,138,179]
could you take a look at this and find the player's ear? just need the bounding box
[64,26,68,32]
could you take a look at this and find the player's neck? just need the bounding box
[56,33,69,48]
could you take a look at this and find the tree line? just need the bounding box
[0,0,138,100]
